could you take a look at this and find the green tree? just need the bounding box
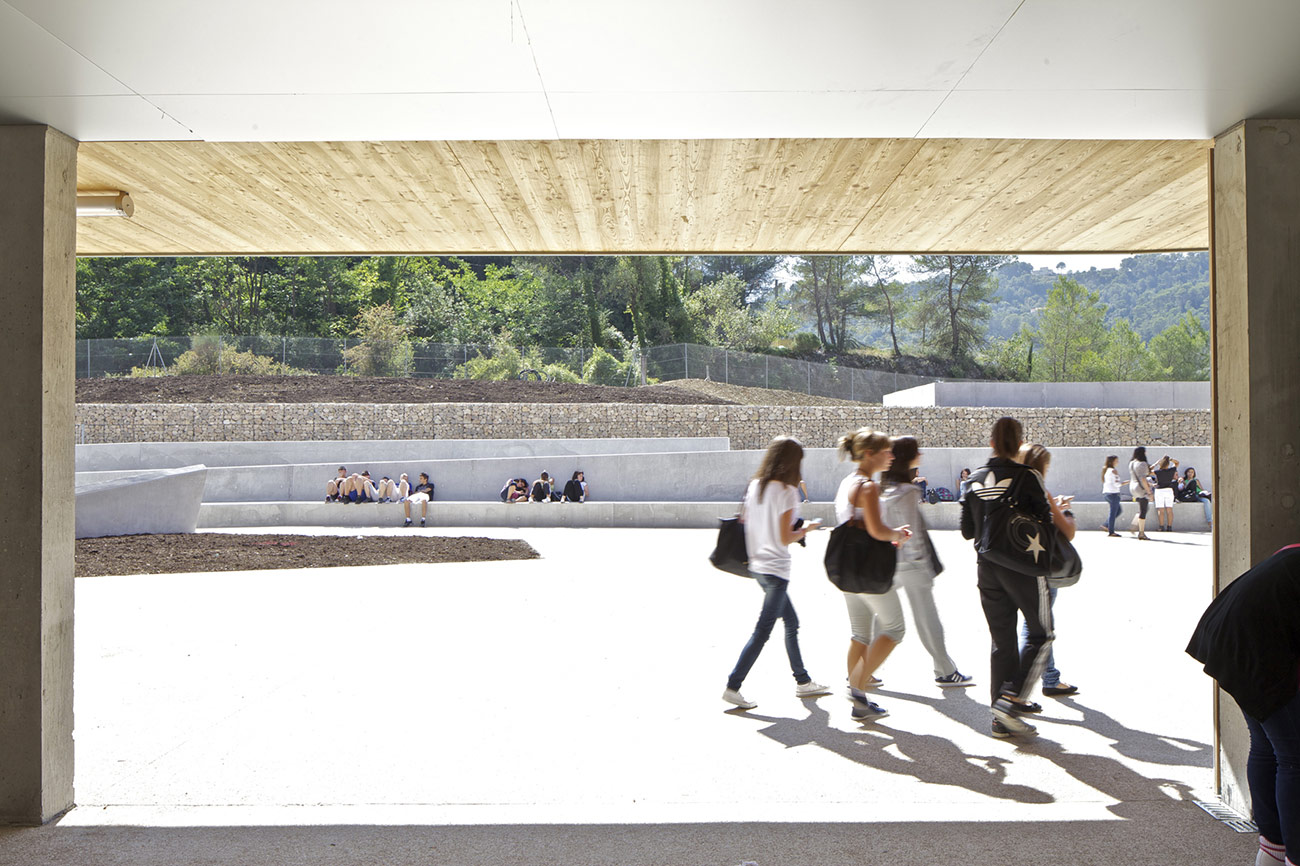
[1033,276,1108,381]
[790,256,875,353]
[1148,311,1210,380]
[1100,319,1156,381]
[980,326,1035,380]
[909,255,1012,360]
[684,273,796,349]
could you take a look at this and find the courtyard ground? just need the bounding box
[0,526,1251,866]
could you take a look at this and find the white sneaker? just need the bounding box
[722,688,757,709]
[795,680,831,697]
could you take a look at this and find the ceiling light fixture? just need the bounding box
[76,191,134,218]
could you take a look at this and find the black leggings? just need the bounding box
[1135,496,1149,519]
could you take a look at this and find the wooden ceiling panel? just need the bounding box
[75,138,1210,256]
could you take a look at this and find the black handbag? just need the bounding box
[975,465,1082,587]
[709,516,750,577]
[824,523,897,594]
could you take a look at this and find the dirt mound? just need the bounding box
[76,376,736,405]
[76,533,539,577]
[641,378,875,406]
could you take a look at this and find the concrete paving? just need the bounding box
[0,527,1256,865]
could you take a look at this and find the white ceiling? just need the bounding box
[2,0,1299,142]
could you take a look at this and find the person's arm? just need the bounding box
[778,506,819,545]
[853,480,909,544]
[1047,490,1076,541]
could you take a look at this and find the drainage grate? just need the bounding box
[1194,800,1259,833]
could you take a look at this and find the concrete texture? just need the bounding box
[75,466,208,539]
[75,437,730,472]
[184,445,1212,506]
[1211,118,1300,818]
[195,499,1212,532]
[886,381,1211,410]
[0,527,1252,865]
[0,125,77,824]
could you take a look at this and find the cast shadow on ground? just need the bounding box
[737,698,1055,805]
[1044,697,1212,768]
[874,687,1200,818]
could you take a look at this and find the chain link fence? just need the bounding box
[644,344,932,403]
[77,337,934,403]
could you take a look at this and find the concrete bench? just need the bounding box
[195,499,1212,532]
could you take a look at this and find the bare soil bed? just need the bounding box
[77,376,735,405]
[75,532,539,578]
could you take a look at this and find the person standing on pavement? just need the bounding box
[1188,544,1300,866]
[1152,455,1181,532]
[723,437,830,710]
[1102,455,1125,537]
[961,416,1075,739]
[1129,446,1154,540]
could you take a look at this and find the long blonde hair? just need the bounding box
[754,436,804,503]
[1019,442,1051,476]
[837,427,891,463]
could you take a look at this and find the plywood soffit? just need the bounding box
[75,138,1210,256]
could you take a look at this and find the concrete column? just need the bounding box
[1211,118,1300,815]
[0,126,78,824]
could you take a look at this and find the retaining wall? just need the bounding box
[76,403,1211,450]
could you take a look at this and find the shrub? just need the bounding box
[131,342,309,377]
[793,332,822,353]
[341,304,414,377]
[542,363,581,384]
[582,347,631,386]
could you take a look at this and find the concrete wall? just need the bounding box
[885,381,1211,410]
[103,445,1210,506]
[76,403,1212,450]
[75,437,730,472]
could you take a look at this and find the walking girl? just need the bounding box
[1101,455,1124,537]
[723,437,829,710]
[880,436,974,689]
[961,417,1075,738]
[833,428,913,721]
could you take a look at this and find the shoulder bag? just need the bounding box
[974,464,1082,587]
[824,522,897,594]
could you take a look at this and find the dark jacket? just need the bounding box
[1187,546,1300,721]
[959,457,1052,551]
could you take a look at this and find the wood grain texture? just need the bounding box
[76,138,1210,255]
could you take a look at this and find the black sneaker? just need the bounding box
[403,519,412,527]
[991,699,1038,735]
[992,718,1012,738]
[419,518,426,527]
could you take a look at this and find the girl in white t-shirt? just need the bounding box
[722,437,829,710]
[1101,455,1125,536]
[833,428,912,721]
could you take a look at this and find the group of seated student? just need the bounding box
[324,467,436,527]
[500,470,588,503]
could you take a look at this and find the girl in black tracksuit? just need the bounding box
[960,416,1075,738]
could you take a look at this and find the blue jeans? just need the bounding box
[727,573,809,690]
[1105,493,1122,534]
[1245,689,1300,862]
[1199,496,1213,525]
[1020,586,1060,686]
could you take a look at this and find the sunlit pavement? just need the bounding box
[3,526,1253,866]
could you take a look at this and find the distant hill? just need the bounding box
[987,252,1209,341]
